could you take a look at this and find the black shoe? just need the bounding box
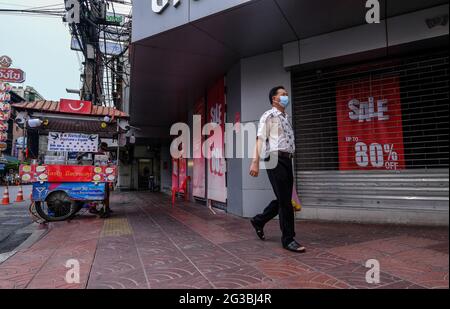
[283,240,306,253]
[250,218,265,241]
[99,208,112,219]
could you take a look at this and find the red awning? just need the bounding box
[12,100,129,119]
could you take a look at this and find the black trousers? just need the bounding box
[253,156,295,247]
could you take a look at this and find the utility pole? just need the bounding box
[65,0,106,105]
[64,0,131,107]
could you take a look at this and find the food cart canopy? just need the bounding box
[12,100,130,138]
[12,100,129,119]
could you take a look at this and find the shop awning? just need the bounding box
[12,100,129,119]
[11,101,129,138]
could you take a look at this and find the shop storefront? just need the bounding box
[292,50,449,224]
[130,0,449,225]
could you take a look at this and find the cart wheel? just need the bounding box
[35,191,78,222]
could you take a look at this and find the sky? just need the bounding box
[1,0,82,101]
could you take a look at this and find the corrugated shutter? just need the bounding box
[292,50,449,214]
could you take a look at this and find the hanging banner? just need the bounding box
[336,75,406,171]
[206,78,227,203]
[48,132,99,152]
[0,132,7,142]
[0,81,11,153]
[193,98,206,198]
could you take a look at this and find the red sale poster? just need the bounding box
[172,158,179,191]
[336,75,405,171]
[179,158,187,185]
[206,78,227,203]
[193,98,206,198]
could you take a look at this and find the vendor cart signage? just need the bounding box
[60,99,93,115]
[48,132,99,152]
[47,165,93,182]
[32,182,106,202]
[20,164,118,184]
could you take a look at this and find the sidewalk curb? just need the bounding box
[0,222,49,264]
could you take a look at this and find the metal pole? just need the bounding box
[116,121,120,189]
[22,121,26,162]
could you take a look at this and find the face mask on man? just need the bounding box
[279,96,290,108]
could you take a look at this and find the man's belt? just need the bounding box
[277,151,294,159]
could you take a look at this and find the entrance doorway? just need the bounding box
[138,159,153,190]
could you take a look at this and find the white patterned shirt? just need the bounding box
[257,107,295,157]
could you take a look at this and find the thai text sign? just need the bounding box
[0,68,25,83]
[47,165,93,182]
[48,132,98,152]
[32,182,106,202]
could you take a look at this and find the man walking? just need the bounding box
[249,86,305,253]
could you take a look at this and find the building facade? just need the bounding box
[130,0,449,225]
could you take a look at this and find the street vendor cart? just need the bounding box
[12,99,130,222]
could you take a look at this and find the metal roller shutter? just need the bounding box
[292,50,449,215]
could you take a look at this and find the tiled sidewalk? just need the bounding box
[0,192,448,289]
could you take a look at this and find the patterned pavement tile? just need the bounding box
[204,265,272,289]
[253,257,315,280]
[328,243,390,263]
[291,247,350,271]
[182,249,245,274]
[139,253,187,268]
[90,258,143,278]
[356,236,442,255]
[219,241,282,263]
[277,271,351,289]
[324,262,403,289]
[375,256,448,289]
[87,268,149,289]
[145,260,213,289]
[374,280,426,289]
[0,279,15,289]
[426,242,449,255]
[392,248,449,269]
[0,271,35,289]
[0,191,448,290]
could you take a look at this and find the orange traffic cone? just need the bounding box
[2,187,10,205]
[15,186,24,202]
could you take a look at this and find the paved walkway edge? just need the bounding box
[0,222,49,264]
